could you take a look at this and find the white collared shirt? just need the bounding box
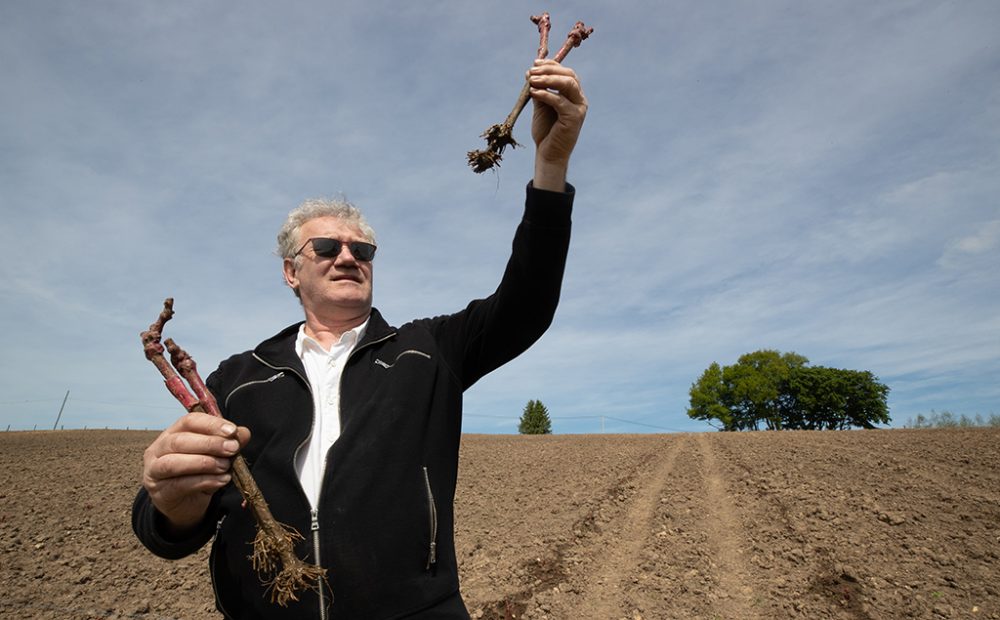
[294,319,368,509]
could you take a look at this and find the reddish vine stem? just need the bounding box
[553,21,594,62]
[467,15,593,173]
[142,298,327,606]
[533,12,551,60]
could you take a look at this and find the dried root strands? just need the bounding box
[141,298,328,606]
[268,557,329,607]
[251,524,327,606]
[468,14,593,173]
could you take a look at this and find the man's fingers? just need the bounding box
[147,429,240,460]
[235,425,251,448]
[528,61,581,82]
[170,412,250,448]
[155,472,231,494]
[167,411,237,437]
[147,451,233,481]
[531,58,571,70]
[147,472,232,508]
[148,412,244,459]
[528,72,587,107]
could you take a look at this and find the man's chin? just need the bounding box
[301,290,371,312]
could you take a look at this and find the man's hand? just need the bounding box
[142,411,250,535]
[529,59,588,191]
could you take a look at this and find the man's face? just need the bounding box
[283,216,374,318]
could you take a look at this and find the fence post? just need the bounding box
[53,390,70,430]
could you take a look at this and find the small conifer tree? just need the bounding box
[518,399,552,434]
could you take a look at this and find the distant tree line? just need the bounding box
[904,411,1000,429]
[688,350,890,431]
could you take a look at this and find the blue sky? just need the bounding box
[1,1,997,434]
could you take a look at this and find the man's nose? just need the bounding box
[333,244,358,264]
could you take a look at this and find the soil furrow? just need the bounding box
[695,433,760,620]
[557,435,682,619]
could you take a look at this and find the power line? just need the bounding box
[599,416,688,433]
[69,398,179,410]
[3,397,692,433]
[0,397,177,410]
[465,412,689,433]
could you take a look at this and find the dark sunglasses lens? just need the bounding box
[349,242,377,261]
[311,238,342,257]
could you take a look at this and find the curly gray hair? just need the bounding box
[276,197,376,261]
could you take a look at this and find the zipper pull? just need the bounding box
[309,508,330,614]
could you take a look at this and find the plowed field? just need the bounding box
[1,429,998,619]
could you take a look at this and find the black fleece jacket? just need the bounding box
[132,183,574,619]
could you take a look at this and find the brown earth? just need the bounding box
[1,429,998,619]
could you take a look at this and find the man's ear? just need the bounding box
[282,258,299,292]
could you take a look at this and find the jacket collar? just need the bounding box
[253,308,396,371]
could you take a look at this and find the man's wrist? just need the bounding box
[533,159,569,192]
[154,506,203,541]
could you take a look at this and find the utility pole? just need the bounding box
[53,390,69,430]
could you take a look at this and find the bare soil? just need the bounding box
[1,429,998,619]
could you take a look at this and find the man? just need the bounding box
[132,59,586,619]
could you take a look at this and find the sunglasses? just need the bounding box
[296,238,377,261]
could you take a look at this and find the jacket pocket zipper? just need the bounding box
[224,371,285,408]
[422,466,438,570]
[374,350,432,369]
[209,516,237,620]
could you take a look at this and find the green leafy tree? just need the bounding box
[787,366,890,430]
[688,350,807,431]
[518,399,552,434]
[687,350,890,431]
[687,362,734,430]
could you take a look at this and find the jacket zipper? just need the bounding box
[422,466,438,570]
[252,331,396,618]
[279,329,397,510]
[311,509,327,620]
[250,355,326,616]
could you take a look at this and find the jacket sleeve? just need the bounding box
[431,181,574,388]
[131,487,221,560]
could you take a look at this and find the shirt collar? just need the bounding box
[295,318,369,357]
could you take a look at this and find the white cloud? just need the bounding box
[1,0,998,433]
[939,219,1000,267]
